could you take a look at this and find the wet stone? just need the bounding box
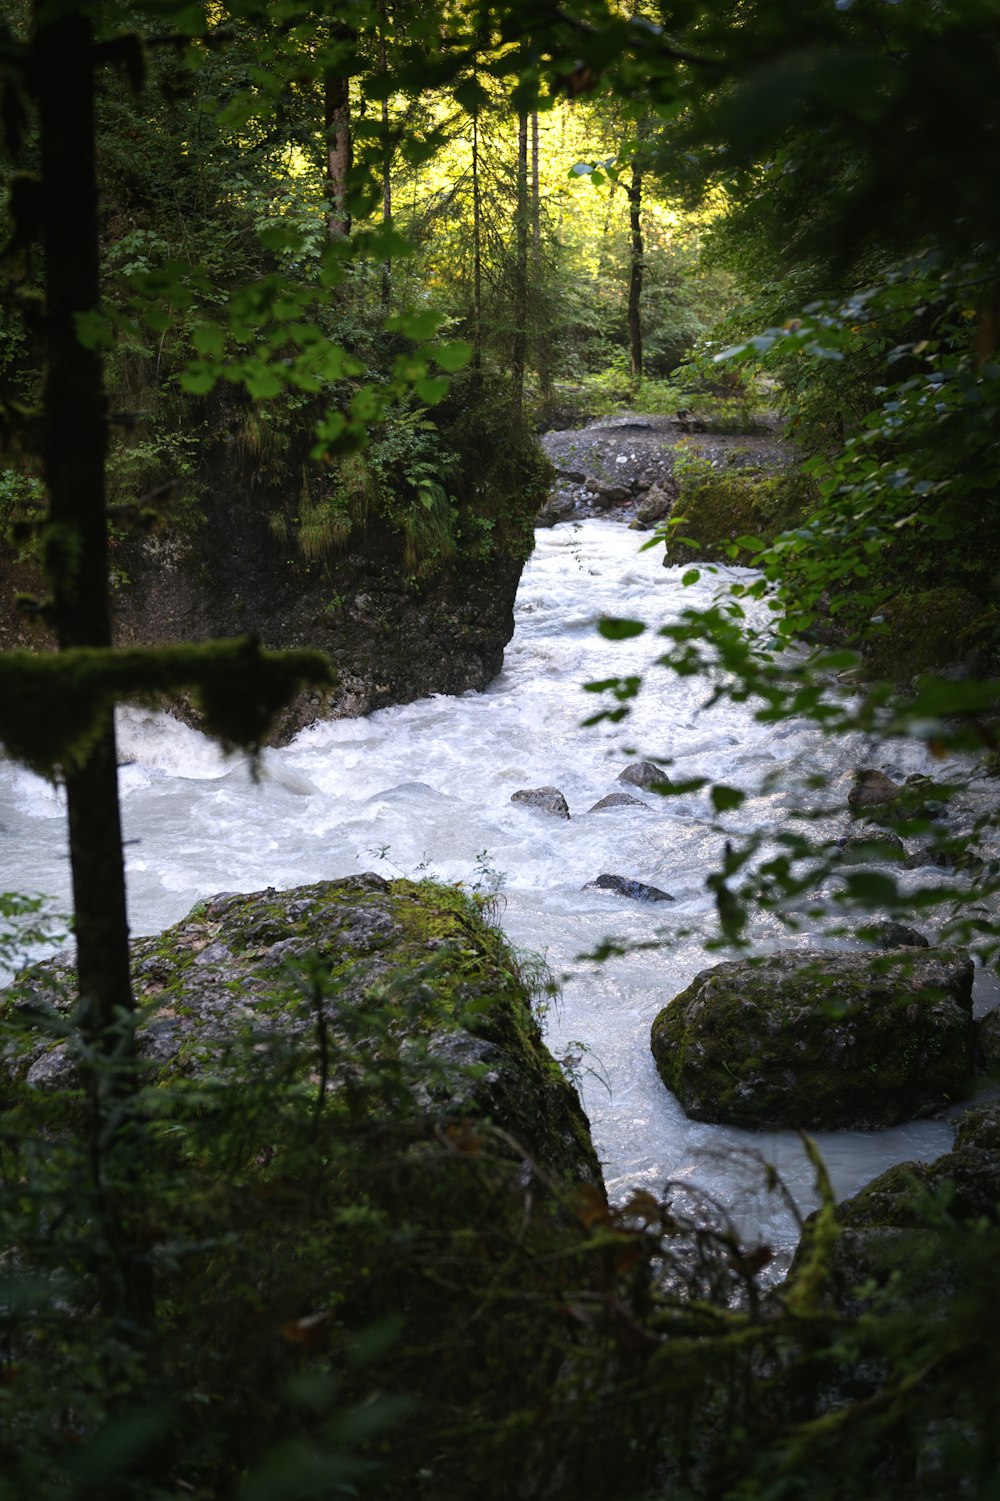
[587,792,650,812]
[510,787,571,819]
[584,874,674,903]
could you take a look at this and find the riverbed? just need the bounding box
[1,518,993,1268]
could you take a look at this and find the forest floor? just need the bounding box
[537,409,793,526]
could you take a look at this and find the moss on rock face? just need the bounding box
[3,874,600,1186]
[650,947,975,1130]
[787,1102,1000,1318]
[662,453,814,565]
[0,877,622,1499]
[864,586,984,680]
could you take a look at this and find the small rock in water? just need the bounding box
[510,786,571,819]
[587,792,650,812]
[635,482,673,526]
[584,874,674,903]
[839,827,906,863]
[848,768,902,813]
[617,761,672,791]
[866,921,931,949]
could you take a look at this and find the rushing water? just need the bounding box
[2,519,995,1268]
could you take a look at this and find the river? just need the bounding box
[1,518,992,1269]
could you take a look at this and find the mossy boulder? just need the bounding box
[2,873,600,1186]
[788,1102,1000,1313]
[662,454,814,565]
[864,587,983,680]
[650,947,975,1129]
[0,877,625,1499]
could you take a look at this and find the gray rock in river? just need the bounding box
[617,761,673,791]
[867,921,930,949]
[650,946,975,1130]
[586,792,650,812]
[584,874,674,903]
[976,1009,1000,1073]
[510,786,571,819]
[635,481,674,526]
[848,768,904,813]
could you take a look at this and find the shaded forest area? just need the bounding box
[2,1,1000,1498]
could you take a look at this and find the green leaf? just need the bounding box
[681,568,701,586]
[190,322,227,359]
[387,309,442,341]
[433,340,473,373]
[711,785,746,813]
[257,223,304,253]
[843,872,900,906]
[140,305,172,334]
[243,363,282,400]
[178,361,218,395]
[597,618,646,640]
[392,353,428,383]
[454,77,491,113]
[414,375,449,405]
[74,309,115,350]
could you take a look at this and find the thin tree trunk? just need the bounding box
[627,147,644,380]
[472,105,482,371]
[531,110,551,407]
[378,1,391,306]
[531,111,541,259]
[512,109,528,416]
[325,65,353,239]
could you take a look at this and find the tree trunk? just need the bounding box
[33,0,149,1327]
[325,68,353,239]
[378,0,391,306]
[34,4,134,1059]
[531,110,551,408]
[512,109,529,416]
[472,104,482,371]
[627,149,644,380]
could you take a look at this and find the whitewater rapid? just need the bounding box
[1,519,992,1266]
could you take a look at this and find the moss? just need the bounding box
[0,876,621,1500]
[863,586,984,679]
[2,875,600,1185]
[0,639,331,772]
[663,456,815,564]
[650,949,975,1129]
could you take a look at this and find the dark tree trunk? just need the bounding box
[325,68,353,239]
[34,4,134,1056]
[512,109,529,415]
[33,0,150,1327]
[627,151,644,380]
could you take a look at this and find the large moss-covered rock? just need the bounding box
[788,1101,1000,1313]
[650,947,975,1129]
[3,874,600,1186]
[864,587,984,680]
[661,453,814,564]
[0,877,621,1500]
